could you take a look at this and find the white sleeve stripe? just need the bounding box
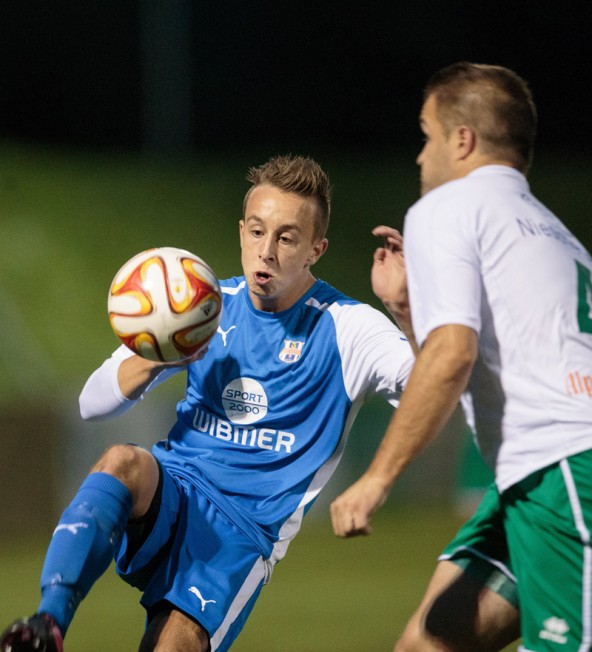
[221,281,246,296]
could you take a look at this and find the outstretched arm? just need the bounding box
[330,324,477,537]
[79,346,206,421]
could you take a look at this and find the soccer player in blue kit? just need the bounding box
[0,155,414,651]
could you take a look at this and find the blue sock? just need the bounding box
[38,472,133,635]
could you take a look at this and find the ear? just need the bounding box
[239,219,245,248]
[455,125,477,160]
[307,238,329,266]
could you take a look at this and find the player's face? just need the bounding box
[416,93,458,196]
[240,184,328,312]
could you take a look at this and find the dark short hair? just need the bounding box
[425,62,537,172]
[244,155,332,239]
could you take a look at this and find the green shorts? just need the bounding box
[503,448,592,651]
[440,482,518,608]
[441,449,592,652]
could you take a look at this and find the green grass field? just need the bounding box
[0,506,520,651]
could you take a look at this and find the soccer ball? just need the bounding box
[108,247,223,362]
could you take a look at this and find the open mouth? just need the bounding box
[254,271,273,286]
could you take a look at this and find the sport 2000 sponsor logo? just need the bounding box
[191,377,297,454]
[222,378,268,425]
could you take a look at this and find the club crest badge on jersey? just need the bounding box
[279,339,305,364]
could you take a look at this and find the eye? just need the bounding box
[250,227,264,238]
[279,234,295,244]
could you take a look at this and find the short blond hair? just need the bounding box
[244,155,332,240]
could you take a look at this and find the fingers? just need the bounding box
[161,345,209,369]
[332,515,373,538]
[373,247,387,263]
[330,497,373,538]
[372,225,401,237]
[195,345,209,361]
[330,474,390,538]
[372,226,403,250]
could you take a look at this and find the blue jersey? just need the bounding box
[152,277,412,557]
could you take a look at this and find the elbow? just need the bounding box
[447,341,477,380]
[79,398,98,422]
[79,391,110,422]
[79,389,136,422]
[424,324,478,384]
[449,351,476,385]
[79,404,114,423]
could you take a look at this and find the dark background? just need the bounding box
[1,1,591,157]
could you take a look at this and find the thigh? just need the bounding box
[139,603,210,652]
[503,449,592,651]
[440,484,518,608]
[396,487,520,652]
[115,463,183,589]
[92,444,161,519]
[396,560,520,652]
[139,477,269,652]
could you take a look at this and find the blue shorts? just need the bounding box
[115,463,270,652]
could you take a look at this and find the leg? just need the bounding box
[128,478,269,652]
[92,444,160,519]
[1,445,159,651]
[394,560,520,652]
[139,604,210,652]
[40,445,159,625]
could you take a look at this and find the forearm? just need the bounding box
[117,354,169,400]
[330,324,477,539]
[79,346,178,421]
[365,325,477,490]
[79,349,137,421]
[369,226,418,354]
[381,299,419,355]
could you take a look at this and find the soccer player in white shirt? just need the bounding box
[331,63,592,651]
[0,155,414,652]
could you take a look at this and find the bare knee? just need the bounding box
[395,611,475,652]
[394,615,430,652]
[395,609,457,652]
[91,445,159,517]
[139,605,210,652]
[394,561,520,652]
[92,444,151,483]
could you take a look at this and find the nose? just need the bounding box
[259,236,277,261]
[416,147,424,166]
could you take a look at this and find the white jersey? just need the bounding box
[80,277,413,557]
[404,165,592,492]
